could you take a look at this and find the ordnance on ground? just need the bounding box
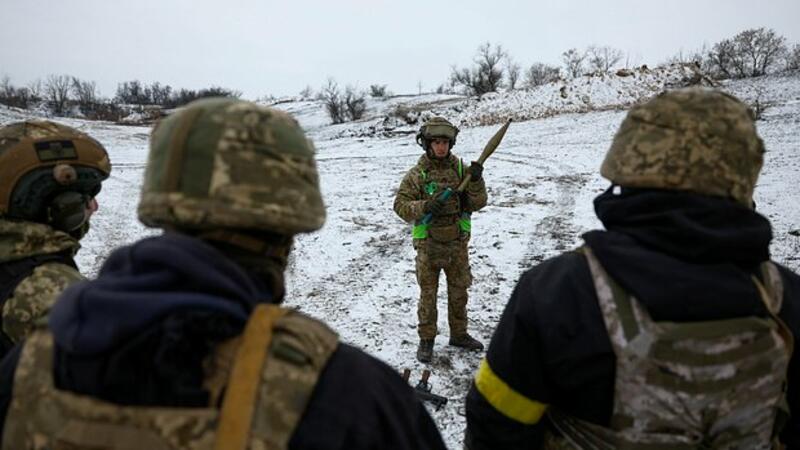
[421,119,512,225]
[403,368,448,410]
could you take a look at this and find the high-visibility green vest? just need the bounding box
[412,159,471,239]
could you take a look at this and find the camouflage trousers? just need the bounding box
[414,238,472,340]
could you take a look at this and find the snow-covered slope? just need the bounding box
[1,69,798,449]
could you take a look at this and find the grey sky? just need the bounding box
[2,0,798,99]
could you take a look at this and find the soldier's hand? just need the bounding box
[469,161,483,182]
[424,197,445,216]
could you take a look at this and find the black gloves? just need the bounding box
[469,161,483,182]
[424,196,445,216]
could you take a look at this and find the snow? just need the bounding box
[1,69,799,449]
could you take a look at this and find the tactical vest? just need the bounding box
[412,158,472,241]
[0,253,77,357]
[2,304,338,450]
[544,247,793,450]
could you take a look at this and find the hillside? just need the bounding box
[1,68,799,449]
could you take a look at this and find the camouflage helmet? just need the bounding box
[138,97,325,235]
[416,116,459,149]
[601,88,765,207]
[0,120,110,231]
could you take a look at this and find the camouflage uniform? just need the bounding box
[395,153,487,340]
[395,116,488,365]
[0,120,109,352]
[0,219,82,344]
[465,88,799,449]
[0,99,446,450]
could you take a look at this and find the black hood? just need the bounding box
[583,187,773,321]
[49,233,272,355]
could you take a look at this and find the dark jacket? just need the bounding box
[465,188,800,449]
[0,233,446,450]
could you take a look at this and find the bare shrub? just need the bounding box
[344,86,367,121]
[524,63,560,88]
[586,45,623,72]
[449,42,506,95]
[321,78,345,124]
[369,84,388,98]
[299,85,314,99]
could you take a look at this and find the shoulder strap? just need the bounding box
[751,264,794,357]
[253,310,339,447]
[758,262,784,314]
[580,246,646,349]
[215,304,287,450]
[214,304,339,450]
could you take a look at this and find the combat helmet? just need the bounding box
[0,120,111,232]
[138,97,325,235]
[601,88,764,207]
[416,116,459,151]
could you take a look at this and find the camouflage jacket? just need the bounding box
[1,307,339,449]
[0,218,82,344]
[393,153,487,240]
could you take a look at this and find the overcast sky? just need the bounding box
[3,0,798,99]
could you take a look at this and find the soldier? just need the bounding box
[0,98,447,449]
[464,88,799,449]
[0,120,109,358]
[394,116,488,363]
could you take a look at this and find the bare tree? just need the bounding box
[344,86,367,121]
[586,45,624,72]
[562,48,586,78]
[45,74,72,114]
[0,75,11,99]
[787,44,800,71]
[147,82,172,105]
[706,28,787,78]
[0,76,36,109]
[505,58,521,90]
[27,79,43,101]
[116,80,148,104]
[524,63,560,88]
[320,78,345,124]
[707,38,737,79]
[736,28,786,77]
[450,42,506,95]
[71,77,98,113]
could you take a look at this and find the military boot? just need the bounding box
[417,339,434,363]
[449,333,484,351]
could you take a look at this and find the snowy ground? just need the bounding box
[1,70,798,448]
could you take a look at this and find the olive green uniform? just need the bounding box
[394,153,487,340]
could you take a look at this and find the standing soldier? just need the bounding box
[464,88,799,449]
[394,116,488,363]
[0,120,109,357]
[0,99,447,450]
